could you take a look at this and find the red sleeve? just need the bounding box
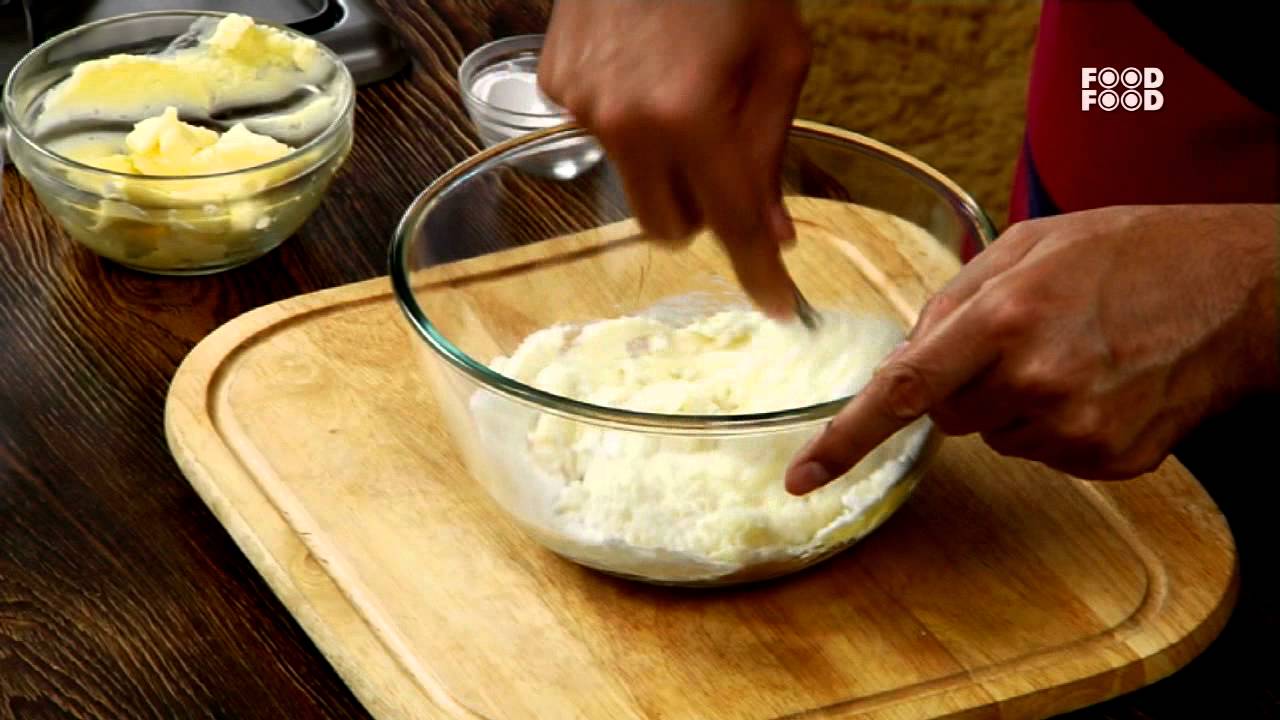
[1009,0,1279,225]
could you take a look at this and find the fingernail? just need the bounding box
[786,461,832,496]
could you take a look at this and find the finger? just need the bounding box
[785,302,1002,494]
[611,147,698,242]
[1097,411,1188,479]
[910,293,962,343]
[536,0,586,104]
[1066,409,1189,480]
[909,223,1040,340]
[980,419,1061,466]
[659,48,798,317]
[927,365,1025,436]
[581,89,698,242]
[683,134,797,319]
[980,383,1184,479]
[659,168,703,249]
[983,422,1130,480]
[724,237,795,320]
[738,32,810,249]
[980,415,1146,480]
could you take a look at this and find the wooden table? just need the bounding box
[0,3,1274,718]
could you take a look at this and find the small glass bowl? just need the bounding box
[3,11,355,275]
[391,121,996,587]
[457,34,601,180]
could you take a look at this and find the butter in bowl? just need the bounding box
[3,11,355,275]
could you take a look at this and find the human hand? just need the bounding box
[539,0,811,318]
[786,204,1280,493]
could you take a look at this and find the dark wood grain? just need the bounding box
[0,2,1274,719]
[0,2,552,718]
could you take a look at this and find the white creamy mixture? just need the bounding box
[469,305,931,580]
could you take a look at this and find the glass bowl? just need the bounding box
[457,34,601,180]
[3,11,355,275]
[391,121,995,587]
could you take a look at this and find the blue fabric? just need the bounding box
[1022,141,1062,221]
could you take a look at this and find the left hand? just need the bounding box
[786,204,1279,493]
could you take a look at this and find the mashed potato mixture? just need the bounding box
[470,305,932,579]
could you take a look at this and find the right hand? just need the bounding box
[539,0,812,319]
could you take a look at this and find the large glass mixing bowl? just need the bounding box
[391,120,995,587]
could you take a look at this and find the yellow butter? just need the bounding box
[206,13,319,70]
[117,107,220,175]
[125,107,292,177]
[55,106,297,247]
[42,55,213,122]
[38,14,324,130]
[61,106,293,190]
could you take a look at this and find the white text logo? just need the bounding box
[1081,67,1164,111]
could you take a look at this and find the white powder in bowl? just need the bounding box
[468,305,931,581]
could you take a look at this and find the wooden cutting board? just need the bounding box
[165,200,1237,720]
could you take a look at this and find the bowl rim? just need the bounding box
[389,120,998,435]
[2,9,356,182]
[457,33,569,121]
